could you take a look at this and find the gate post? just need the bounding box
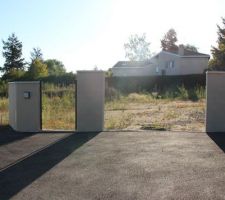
[76,71,105,132]
[206,71,225,132]
[8,81,41,132]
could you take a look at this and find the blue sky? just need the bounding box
[0,0,224,72]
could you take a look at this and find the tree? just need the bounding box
[1,68,25,81]
[124,33,151,61]
[30,47,43,61]
[1,33,24,73]
[161,29,178,51]
[105,68,113,77]
[28,59,48,79]
[44,59,66,76]
[184,44,198,52]
[209,18,225,70]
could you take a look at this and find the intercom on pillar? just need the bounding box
[8,81,41,132]
[76,71,105,132]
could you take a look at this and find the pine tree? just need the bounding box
[210,18,225,70]
[161,29,178,51]
[2,33,24,73]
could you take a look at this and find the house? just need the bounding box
[112,45,210,77]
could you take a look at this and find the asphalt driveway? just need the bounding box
[1,130,225,200]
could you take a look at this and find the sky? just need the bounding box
[0,0,224,72]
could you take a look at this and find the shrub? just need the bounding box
[105,87,121,101]
[177,85,189,100]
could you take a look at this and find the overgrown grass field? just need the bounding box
[0,84,206,132]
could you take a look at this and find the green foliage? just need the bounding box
[0,81,8,97]
[39,72,76,85]
[44,59,66,76]
[27,59,48,79]
[177,85,189,100]
[2,33,24,73]
[160,85,205,101]
[209,18,225,70]
[184,44,198,52]
[106,75,205,94]
[161,28,178,51]
[105,68,113,77]
[124,33,151,61]
[1,68,26,81]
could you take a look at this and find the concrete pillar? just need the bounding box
[9,81,41,132]
[206,71,225,132]
[76,71,105,132]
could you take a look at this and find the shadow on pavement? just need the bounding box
[0,132,100,200]
[0,125,35,146]
[207,132,225,153]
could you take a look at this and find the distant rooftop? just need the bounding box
[164,49,210,57]
[113,60,153,68]
[113,46,210,68]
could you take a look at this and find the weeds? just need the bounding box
[105,112,133,129]
[0,84,206,131]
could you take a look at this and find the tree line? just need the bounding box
[2,17,225,83]
[123,17,225,71]
[0,33,75,82]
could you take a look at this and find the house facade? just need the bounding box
[112,45,210,77]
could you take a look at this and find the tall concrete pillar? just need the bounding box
[206,71,225,132]
[8,81,41,132]
[76,71,105,132]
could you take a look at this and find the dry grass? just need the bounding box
[0,98,9,125]
[0,91,205,132]
[42,93,75,130]
[105,93,205,132]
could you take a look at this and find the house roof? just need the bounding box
[164,49,210,57]
[113,60,153,68]
[113,49,210,68]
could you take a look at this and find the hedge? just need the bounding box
[106,74,206,93]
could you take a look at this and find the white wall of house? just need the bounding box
[179,57,209,75]
[112,51,209,77]
[157,52,179,75]
[150,52,209,76]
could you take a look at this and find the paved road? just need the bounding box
[1,130,225,200]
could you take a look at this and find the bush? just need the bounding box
[0,81,8,97]
[106,75,206,93]
[177,85,189,100]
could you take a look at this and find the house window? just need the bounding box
[156,66,159,73]
[170,61,175,68]
[166,61,175,69]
